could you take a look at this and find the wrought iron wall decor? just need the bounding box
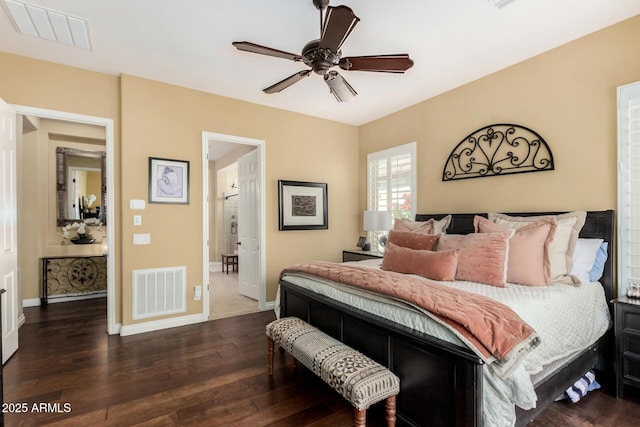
[442,124,554,181]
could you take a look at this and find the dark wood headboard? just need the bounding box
[415,210,615,303]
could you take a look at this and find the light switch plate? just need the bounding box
[130,199,146,210]
[133,233,150,245]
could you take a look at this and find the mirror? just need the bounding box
[56,147,107,226]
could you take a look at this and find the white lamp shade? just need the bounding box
[363,211,391,232]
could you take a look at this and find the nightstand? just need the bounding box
[342,250,384,262]
[614,296,640,398]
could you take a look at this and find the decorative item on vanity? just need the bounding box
[62,218,102,245]
[442,124,554,181]
[628,279,640,299]
[363,210,391,252]
[80,193,99,219]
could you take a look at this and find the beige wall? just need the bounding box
[1,52,358,328]
[119,75,358,324]
[1,52,123,322]
[3,13,639,331]
[360,14,640,217]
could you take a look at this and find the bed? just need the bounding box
[277,210,614,427]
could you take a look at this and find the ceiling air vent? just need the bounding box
[2,0,92,50]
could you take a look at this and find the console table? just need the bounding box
[41,254,107,305]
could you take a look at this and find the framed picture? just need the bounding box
[356,236,366,248]
[149,157,190,204]
[278,180,328,231]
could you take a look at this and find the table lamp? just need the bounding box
[363,210,391,252]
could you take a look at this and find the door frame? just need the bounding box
[201,131,267,318]
[12,104,117,334]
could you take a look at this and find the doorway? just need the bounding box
[201,132,266,320]
[12,104,116,334]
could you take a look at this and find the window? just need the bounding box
[367,142,416,251]
[618,81,640,297]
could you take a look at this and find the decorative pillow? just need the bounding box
[589,242,609,282]
[393,218,433,234]
[570,238,604,284]
[474,216,556,286]
[393,215,452,235]
[436,231,513,287]
[428,215,452,234]
[387,229,440,251]
[488,211,586,284]
[381,242,459,281]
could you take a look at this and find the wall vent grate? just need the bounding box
[132,266,186,320]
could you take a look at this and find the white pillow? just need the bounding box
[571,238,604,284]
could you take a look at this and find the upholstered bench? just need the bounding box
[266,317,400,427]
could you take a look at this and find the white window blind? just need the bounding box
[618,81,640,297]
[367,142,416,250]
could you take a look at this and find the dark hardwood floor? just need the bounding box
[3,298,640,426]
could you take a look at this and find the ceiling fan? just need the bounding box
[232,0,414,102]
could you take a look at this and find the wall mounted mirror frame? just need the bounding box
[56,147,107,226]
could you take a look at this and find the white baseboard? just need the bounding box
[18,312,25,328]
[23,292,107,308]
[23,298,41,308]
[262,300,275,311]
[120,313,208,336]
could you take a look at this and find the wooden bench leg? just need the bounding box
[354,408,367,427]
[386,395,397,427]
[267,337,274,375]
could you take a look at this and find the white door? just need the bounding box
[237,149,260,300]
[0,98,19,363]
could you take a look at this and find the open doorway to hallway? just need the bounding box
[203,132,266,320]
[11,104,116,335]
[209,162,257,319]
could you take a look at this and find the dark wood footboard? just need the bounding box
[279,279,484,427]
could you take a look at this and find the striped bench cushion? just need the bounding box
[266,317,400,410]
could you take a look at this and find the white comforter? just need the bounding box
[279,258,611,427]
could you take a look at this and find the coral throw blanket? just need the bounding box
[281,261,540,377]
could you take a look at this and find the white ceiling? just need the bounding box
[1,0,639,126]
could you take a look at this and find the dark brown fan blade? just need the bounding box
[339,54,414,73]
[319,6,360,52]
[324,71,357,102]
[263,70,312,94]
[232,41,302,62]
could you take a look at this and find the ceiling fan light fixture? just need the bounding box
[232,0,413,101]
[325,71,357,102]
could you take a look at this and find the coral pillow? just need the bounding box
[437,231,513,287]
[474,216,556,286]
[489,211,586,284]
[381,242,459,281]
[387,229,440,251]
